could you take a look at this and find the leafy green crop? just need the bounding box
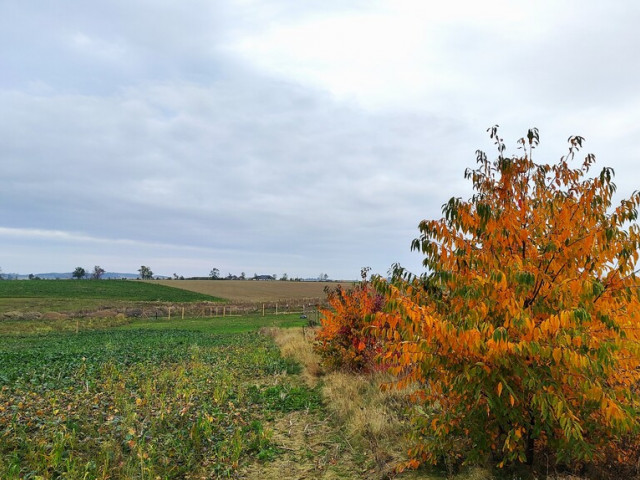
[0,315,314,479]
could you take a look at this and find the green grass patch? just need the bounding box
[0,279,223,303]
[121,313,310,334]
[0,313,314,479]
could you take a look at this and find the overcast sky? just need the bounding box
[2,1,639,279]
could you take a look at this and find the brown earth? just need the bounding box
[150,280,354,303]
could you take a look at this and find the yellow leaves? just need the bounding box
[540,315,561,337]
[509,394,515,407]
[497,382,503,397]
[601,398,624,423]
[586,385,603,402]
[552,347,563,365]
[496,271,508,290]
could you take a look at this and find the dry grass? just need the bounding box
[321,370,418,477]
[262,327,323,384]
[266,327,417,478]
[152,280,350,303]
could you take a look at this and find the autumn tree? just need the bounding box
[375,128,640,469]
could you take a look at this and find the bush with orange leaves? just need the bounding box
[315,268,384,373]
[374,128,640,472]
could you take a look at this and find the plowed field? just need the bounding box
[150,280,350,303]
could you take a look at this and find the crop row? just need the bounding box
[0,327,320,479]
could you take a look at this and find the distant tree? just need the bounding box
[281,273,288,281]
[91,265,106,280]
[0,267,3,280]
[138,265,153,280]
[173,273,179,280]
[240,272,246,280]
[72,267,86,279]
[272,274,278,281]
[28,273,35,280]
[209,268,220,280]
[318,273,329,281]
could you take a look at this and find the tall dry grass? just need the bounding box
[264,327,415,477]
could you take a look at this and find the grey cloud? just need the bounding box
[1,70,463,277]
[3,1,638,279]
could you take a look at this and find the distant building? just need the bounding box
[253,275,275,281]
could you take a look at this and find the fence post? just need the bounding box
[182,307,185,320]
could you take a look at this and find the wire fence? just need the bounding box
[96,297,329,323]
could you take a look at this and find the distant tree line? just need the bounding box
[0,265,333,282]
[71,266,106,280]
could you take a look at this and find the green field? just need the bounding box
[0,313,329,479]
[0,280,224,314]
[0,280,378,479]
[0,279,223,302]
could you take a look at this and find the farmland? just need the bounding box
[150,279,349,303]
[0,316,329,479]
[0,280,222,314]
[0,280,374,479]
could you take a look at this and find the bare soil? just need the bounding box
[152,280,352,303]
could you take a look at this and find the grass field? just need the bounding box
[150,279,350,303]
[0,280,223,313]
[0,280,222,302]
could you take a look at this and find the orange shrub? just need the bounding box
[315,269,384,373]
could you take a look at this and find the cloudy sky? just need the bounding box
[2,1,639,279]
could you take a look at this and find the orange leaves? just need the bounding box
[601,397,625,424]
[552,347,563,365]
[315,277,384,373]
[374,128,640,471]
